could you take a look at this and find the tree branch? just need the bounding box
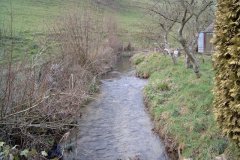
[2,95,50,119]
[149,8,180,23]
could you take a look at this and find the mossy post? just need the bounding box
[213,0,240,146]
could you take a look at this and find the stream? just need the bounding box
[63,57,168,160]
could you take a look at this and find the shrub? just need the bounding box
[212,0,240,146]
[0,8,119,153]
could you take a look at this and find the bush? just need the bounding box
[0,8,119,153]
[212,0,240,147]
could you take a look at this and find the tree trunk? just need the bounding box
[185,54,192,68]
[179,37,200,78]
[171,52,177,65]
[177,4,201,78]
[164,34,177,65]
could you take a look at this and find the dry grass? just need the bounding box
[0,8,120,153]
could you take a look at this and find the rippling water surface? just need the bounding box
[64,57,168,160]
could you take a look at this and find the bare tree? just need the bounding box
[148,0,214,77]
[149,0,179,64]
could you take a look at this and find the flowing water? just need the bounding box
[63,57,168,160]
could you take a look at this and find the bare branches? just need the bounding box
[146,0,214,77]
[3,95,50,119]
[149,8,180,23]
[0,8,120,150]
[148,0,180,24]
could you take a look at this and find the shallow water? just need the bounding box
[64,57,168,160]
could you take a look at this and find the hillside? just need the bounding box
[0,0,147,60]
[0,0,146,36]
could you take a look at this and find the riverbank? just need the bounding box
[131,53,240,159]
[63,56,168,160]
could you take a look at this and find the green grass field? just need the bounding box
[0,0,88,33]
[132,53,240,159]
[0,0,146,36]
[0,0,83,61]
[94,0,148,45]
[0,0,147,61]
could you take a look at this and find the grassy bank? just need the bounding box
[132,53,239,159]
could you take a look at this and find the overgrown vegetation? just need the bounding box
[0,0,148,158]
[212,0,240,148]
[0,6,120,159]
[132,53,240,159]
